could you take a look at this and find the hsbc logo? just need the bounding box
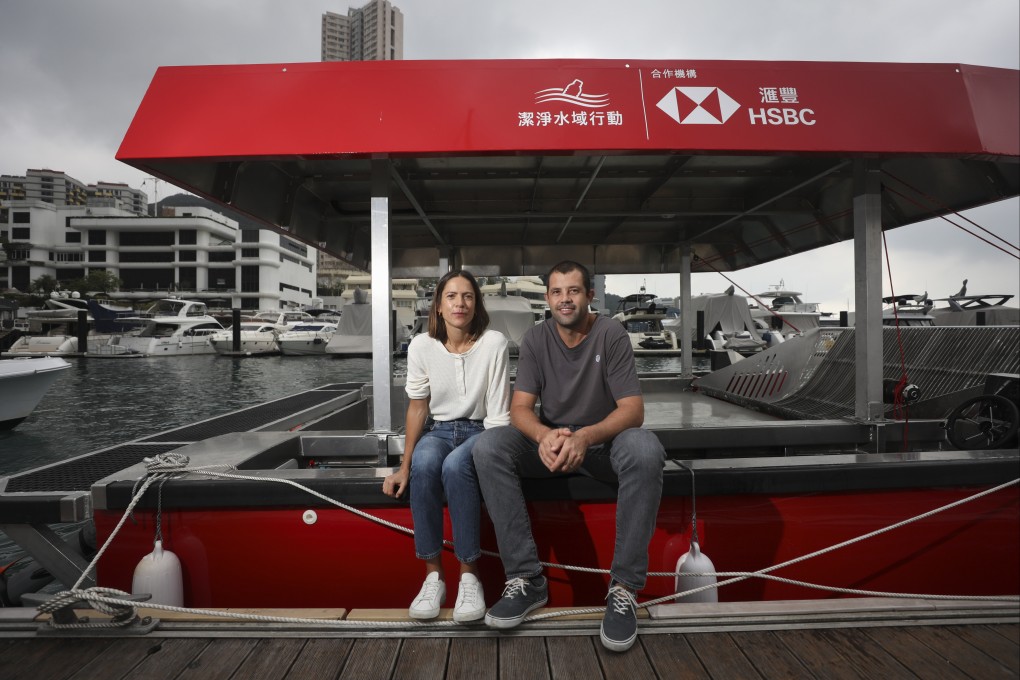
[656,86,741,125]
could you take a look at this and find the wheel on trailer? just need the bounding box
[945,394,1019,450]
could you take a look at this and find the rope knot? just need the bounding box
[144,452,190,475]
[38,588,138,627]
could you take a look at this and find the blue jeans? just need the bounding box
[410,419,485,563]
[473,425,665,591]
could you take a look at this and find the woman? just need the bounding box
[382,270,510,622]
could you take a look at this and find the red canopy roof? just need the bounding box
[116,59,1019,275]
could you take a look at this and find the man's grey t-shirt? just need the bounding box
[514,316,642,427]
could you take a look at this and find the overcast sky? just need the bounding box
[2,0,1017,311]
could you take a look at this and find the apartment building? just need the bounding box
[321,0,403,62]
[0,170,147,216]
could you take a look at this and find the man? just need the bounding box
[472,260,665,653]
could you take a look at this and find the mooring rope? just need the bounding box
[40,453,1020,630]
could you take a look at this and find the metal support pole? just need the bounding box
[370,159,394,434]
[679,246,693,378]
[853,159,884,421]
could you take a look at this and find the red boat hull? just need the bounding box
[93,485,1019,609]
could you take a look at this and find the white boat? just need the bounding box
[5,296,138,356]
[931,280,1020,327]
[484,291,538,355]
[844,293,936,328]
[611,292,681,355]
[209,322,284,356]
[4,293,92,357]
[481,276,549,322]
[340,275,421,329]
[4,334,80,357]
[96,299,223,357]
[749,282,827,336]
[325,290,409,357]
[277,322,338,356]
[23,292,91,327]
[0,357,71,430]
[251,310,316,328]
[685,287,770,356]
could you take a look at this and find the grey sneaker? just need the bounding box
[483,576,548,629]
[600,584,638,652]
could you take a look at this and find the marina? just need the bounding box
[1,51,1018,678]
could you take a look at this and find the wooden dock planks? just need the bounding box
[0,623,1016,680]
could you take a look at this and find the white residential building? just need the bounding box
[1,201,317,310]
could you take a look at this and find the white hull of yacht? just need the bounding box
[4,335,79,357]
[209,336,281,356]
[0,356,71,429]
[324,334,372,357]
[101,335,217,357]
[278,336,332,356]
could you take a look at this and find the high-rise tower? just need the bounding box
[321,1,403,62]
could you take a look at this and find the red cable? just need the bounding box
[882,229,911,448]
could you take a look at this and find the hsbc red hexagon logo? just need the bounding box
[656,86,741,124]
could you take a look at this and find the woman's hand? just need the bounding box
[382,467,410,498]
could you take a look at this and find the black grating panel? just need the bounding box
[4,444,180,493]
[141,390,348,442]
[771,327,1020,420]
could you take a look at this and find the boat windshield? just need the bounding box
[624,319,662,333]
[144,300,182,316]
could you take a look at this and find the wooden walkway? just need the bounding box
[0,623,1017,679]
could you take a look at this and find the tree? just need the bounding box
[68,270,122,295]
[31,274,59,297]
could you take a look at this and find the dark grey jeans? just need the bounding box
[473,425,665,591]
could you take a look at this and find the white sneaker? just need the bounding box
[453,572,486,623]
[409,572,446,620]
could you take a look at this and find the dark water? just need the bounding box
[0,354,691,477]
[0,355,384,477]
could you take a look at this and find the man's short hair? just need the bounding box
[546,260,592,292]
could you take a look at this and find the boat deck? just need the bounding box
[0,599,1016,679]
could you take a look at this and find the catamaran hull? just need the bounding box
[92,476,1019,609]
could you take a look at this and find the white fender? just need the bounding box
[131,540,184,606]
[674,540,718,603]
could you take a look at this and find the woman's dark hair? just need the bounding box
[428,270,489,342]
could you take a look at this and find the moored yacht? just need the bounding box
[209,322,284,356]
[611,291,681,355]
[4,293,133,357]
[481,276,549,322]
[483,286,537,355]
[931,280,1020,327]
[749,282,827,336]
[96,298,223,357]
[277,322,338,356]
[325,289,410,357]
[340,275,421,329]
